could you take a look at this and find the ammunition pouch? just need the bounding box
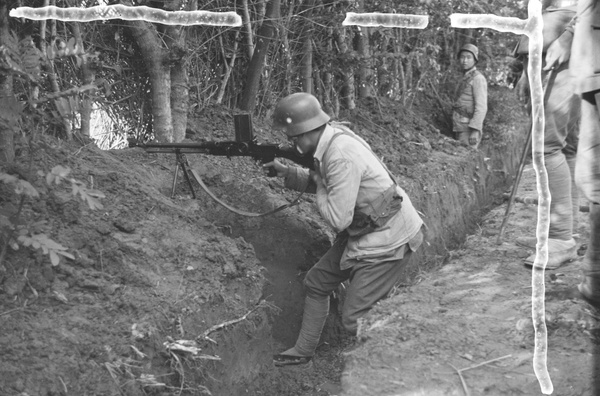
[347,185,403,237]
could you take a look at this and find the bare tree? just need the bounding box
[0,0,14,164]
[239,0,280,112]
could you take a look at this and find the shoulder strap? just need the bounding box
[323,129,398,186]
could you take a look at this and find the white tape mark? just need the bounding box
[9,5,241,26]
[342,12,428,29]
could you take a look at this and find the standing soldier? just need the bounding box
[264,93,424,366]
[452,43,488,149]
[553,0,600,305]
[513,1,581,270]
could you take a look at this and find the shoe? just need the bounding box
[516,236,537,249]
[578,279,600,308]
[523,238,577,270]
[273,353,312,367]
[516,236,578,250]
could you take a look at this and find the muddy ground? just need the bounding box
[1,85,597,396]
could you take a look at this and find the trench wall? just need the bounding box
[198,90,529,394]
[403,132,527,278]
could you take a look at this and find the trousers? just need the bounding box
[540,64,581,239]
[293,234,415,356]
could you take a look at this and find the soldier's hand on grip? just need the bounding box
[263,160,289,178]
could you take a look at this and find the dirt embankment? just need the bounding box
[0,86,536,396]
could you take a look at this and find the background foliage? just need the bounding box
[1,0,527,148]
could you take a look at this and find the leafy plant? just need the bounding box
[0,165,105,268]
[44,165,105,211]
[16,233,74,267]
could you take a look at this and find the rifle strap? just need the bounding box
[189,168,307,217]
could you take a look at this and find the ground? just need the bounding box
[343,165,599,396]
[1,85,597,396]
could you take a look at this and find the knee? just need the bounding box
[303,270,329,299]
[545,150,566,170]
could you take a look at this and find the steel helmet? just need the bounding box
[458,44,479,62]
[272,93,330,137]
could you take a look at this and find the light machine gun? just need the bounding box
[134,114,314,216]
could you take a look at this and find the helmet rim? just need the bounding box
[457,44,479,62]
[273,93,330,136]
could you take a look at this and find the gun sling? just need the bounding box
[172,151,307,217]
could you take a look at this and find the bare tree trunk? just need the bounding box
[241,0,254,59]
[333,27,355,110]
[323,29,335,116]
[301,38,313,94]
[399,59,407,106]
[166,24,188,143]
[356,26,372,99]
[377,34,390,98]
[281,0,296,94]
[128,20,173,142]
[0,0,14,164]
[217,31,239,104]
[239,0,280,112]
[45,0,73,139]
[71,22,94,138]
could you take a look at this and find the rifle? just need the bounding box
[133,114,315,214]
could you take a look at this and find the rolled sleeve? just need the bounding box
[284,167,316,194]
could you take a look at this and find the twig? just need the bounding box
[0,307,22,317]
[448,355,512,396]
[459,354,512,373]
[58,376,68,394]
[104,363,126,396]
[198,300,278,340]
[200,306,259,339]
[449,363,470,396]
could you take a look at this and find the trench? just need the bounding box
[199,108,528,394]
[231,216,331,348]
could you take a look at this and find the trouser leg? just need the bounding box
[575,92,600,204]
[342,250,413,334]
[566,154,580,231]
[290,238,348,356]
[293,295,330,356]
[577,92,600,300]
[545,150,573,240]
[580,204,600,293]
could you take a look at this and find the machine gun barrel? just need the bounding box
[133,113,314,198]
[138,140,315,171]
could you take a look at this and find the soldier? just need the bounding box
[264,93,424,366]
[513,1,581,270]
[452,43,488,149]
[551,0,600,305]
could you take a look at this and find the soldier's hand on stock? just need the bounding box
[263,160,289,178]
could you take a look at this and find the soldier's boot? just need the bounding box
[273,294,329,366]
